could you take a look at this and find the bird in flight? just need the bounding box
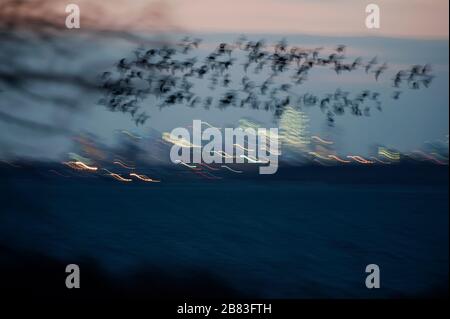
[98,37,435,126]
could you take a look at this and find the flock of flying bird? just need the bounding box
[98,36,435,126]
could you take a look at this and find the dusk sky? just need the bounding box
[0,0,448,159]
[171,0,449,39]
[53,0,449,39]
[26,0,449,38]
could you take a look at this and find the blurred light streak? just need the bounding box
[308,152,331,161]
[311,136,334,145]
[101,168,114,174]
[378,147,400,160]
[240,154,268,163]
[431,153,449,161]
[238,119,260,131]
[113,156,135,166]
[412,150,447,165]
[258,130,280,143]
[68,152,92,165]
[279,107,310,149]
[118,130,143,140]
[233,143,254,152]
[113,160,135,169]
[130,173,160,182]
[64,161,98,171]
[162,132,200,148]
[175,160,199,169]
[370,157,391,164]
[221,165,243,173]
[185,121,220,129]
[347,155,373,164]
[328,155,351,163]
[214,150,234,159]
[109,173,132,182]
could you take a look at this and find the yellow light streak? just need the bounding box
[328,155,351,163]
[130,173,160,182]
[311,136,334,145]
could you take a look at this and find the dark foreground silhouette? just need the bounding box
[0,244,244,301]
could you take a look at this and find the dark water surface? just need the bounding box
[0,165,448,299]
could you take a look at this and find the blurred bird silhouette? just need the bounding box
[98,37,435,126]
